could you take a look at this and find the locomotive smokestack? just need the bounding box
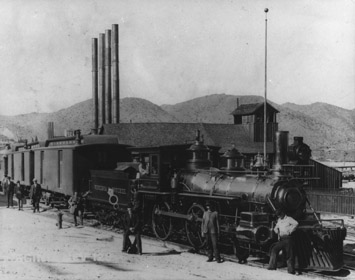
[92,38,99,133]
[112,24,120,124]
[105,29,112,124]
[99,33,106,125]
[274,131,289,171]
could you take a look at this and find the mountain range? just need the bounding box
[0,94,354,161]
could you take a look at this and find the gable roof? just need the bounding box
[230,102,279,116]
[103,123,274,154]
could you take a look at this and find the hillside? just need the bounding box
[1,94,354,161]
[161,94,265,123]
[282,102,355,141]
[0,97,179,142]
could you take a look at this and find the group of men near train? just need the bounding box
[2,175,42,212]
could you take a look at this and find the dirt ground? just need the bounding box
[0,204,354,280]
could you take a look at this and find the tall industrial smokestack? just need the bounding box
[99,33,106,125]
[47,122,54,139]
[92,38,99,132]
[105,29,112,124]
[112,24,120,123]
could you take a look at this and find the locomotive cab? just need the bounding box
[128,142,220,192]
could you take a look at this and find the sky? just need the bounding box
[0,0,353,116]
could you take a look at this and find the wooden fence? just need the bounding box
[308,159,343,189]
[306,188,355,215]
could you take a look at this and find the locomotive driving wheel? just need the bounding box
[152,202,173,241]
[185,203,206,249]
[232,237,250,263]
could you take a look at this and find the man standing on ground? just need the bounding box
[68,192,87,226]
[267,208,298,274]
[6,176,15,208]
[122,203,142,255]
[30,178,42,213]
[201,201,223,263]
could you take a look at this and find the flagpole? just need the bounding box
[263,8,269,168]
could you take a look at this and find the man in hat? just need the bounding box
[29,178,42,213]
[267,209,298,274]
[201,201,223,263]
[122,202,142,255]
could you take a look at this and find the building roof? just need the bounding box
[230,102,279,116]
[103,123,274,154]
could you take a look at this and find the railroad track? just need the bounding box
[85,218,355,279]
[42,205,355,279]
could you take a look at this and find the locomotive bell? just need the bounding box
[253,153,264,168]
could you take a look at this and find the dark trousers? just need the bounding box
[32,197,40,212]
[206,232,220,261]
[7,192,14,207]
[74,208,84,225]
[122,230,142,254]
[17,198,23,209]
[268,236,295,273]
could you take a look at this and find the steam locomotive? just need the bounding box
[0,130,346,271]
[88,130,346,271]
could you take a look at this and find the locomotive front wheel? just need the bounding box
[233,237,250,263]
[152,202,173,241]
[185,203,206,249]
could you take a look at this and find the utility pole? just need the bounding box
[263,8,269,167]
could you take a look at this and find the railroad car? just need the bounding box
[88,130,346,272]
[0,130,131,204]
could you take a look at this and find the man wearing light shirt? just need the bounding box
[267,208,298,274]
